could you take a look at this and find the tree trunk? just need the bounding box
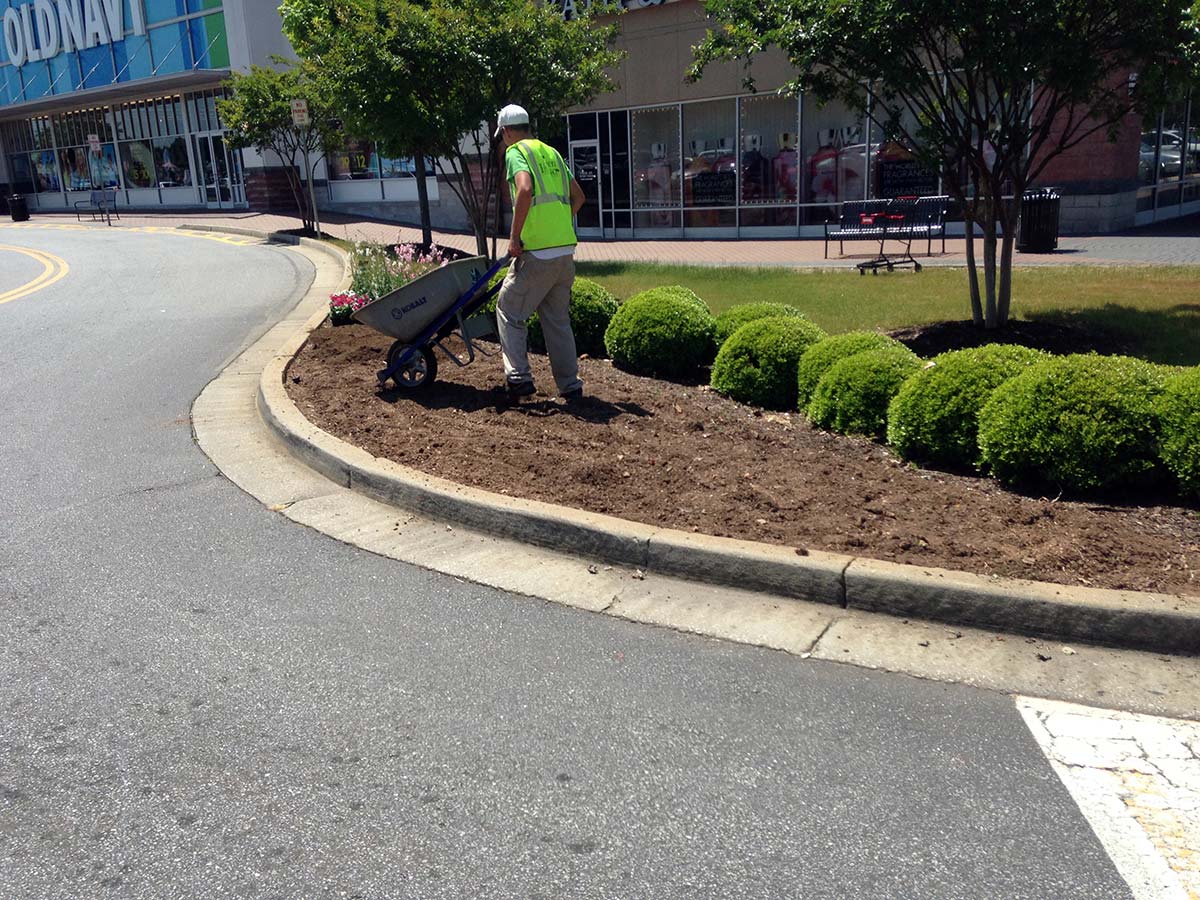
[414,152,433,248]
[283,162,312,233]
[982,216,999,329]
[997,225,1016,327]
[964,205,984,327]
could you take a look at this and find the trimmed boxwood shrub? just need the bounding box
[1154,366,1200,498]
[977,354,1168,493]
[604,286,718,377]
[796,331,909,408]
[528,277,619,357]
[714,302,812,345]
[886,344,1046,470]
[710,315,829,409]
[653,284,710,312]
[807,346,922,438]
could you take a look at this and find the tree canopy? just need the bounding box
[281,0,623,256]
[692,0,1200,328]
[218,60,341,234]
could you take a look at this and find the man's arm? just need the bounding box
[508,170,534,258]
[570,176,585,216]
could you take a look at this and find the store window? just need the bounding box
[78,46,116,89]
[869,109,937,200]
[739,94,798,228]
[682,99,736,228]
[29,150,62,192]
[115,35,155,82]
[121,141,158,188]
[631,105,680,229]
[59,145,119,190]
[801,98,865,221]
[381,155,433,178]
[21,61,51,98]
[48,53,78,95]
[328,140,378,180]
[8,154,37,194]
[154,136,192,186]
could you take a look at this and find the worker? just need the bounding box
[493,103,587,400]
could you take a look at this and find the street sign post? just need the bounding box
[290,99,320,238]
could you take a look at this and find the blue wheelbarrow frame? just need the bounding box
[354,255,510,390]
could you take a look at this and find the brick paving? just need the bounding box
[33,208,1200,268]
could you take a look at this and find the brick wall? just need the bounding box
[244,166,300,211]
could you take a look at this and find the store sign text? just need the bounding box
[3,0,147,69]
[560,0,668,20]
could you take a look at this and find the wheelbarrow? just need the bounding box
[352,255,509,390]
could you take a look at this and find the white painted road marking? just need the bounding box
[1019,696,1200,899]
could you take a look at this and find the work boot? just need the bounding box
[506,380,536,399]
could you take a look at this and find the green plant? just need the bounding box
[528,278,619,357]
[653,284,710,312]
[1154,366,1200,498]
[604,286,717,377]
[977,354,1168,493]
[710,316,828,409]
[714,301,809,344]
[807,346,922,438]
[886,344,1045,469]
[349,241,445,300]
[796,331,908,407]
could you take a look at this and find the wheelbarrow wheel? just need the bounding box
[386,342,438,390]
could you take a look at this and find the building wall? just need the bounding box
[587,0,794,111]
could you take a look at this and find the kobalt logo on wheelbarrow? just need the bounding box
[390,295,428,320]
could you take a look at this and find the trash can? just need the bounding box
[1017,188,1060,253]
[8,194,29,222]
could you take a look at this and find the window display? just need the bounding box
[154,136,192,186]
[329,139,377,180]
[683,99,736,213]
[121,141,157,188]
[632,106,680,225]
[802,99,865,214]
[30,150,61,192]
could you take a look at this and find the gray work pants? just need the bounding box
[495,253,583,395]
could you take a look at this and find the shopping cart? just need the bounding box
[352,255,509,390]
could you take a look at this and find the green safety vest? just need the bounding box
[508,139,577,251]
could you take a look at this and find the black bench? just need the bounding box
[824,195,949,258]
[74,189,120,224]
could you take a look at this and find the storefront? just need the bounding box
[555,0,1195,238]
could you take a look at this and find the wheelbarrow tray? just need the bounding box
[352,256,493,343]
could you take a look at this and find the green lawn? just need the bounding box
[576,263,1200,366]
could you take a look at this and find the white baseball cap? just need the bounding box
[495,104,530,138]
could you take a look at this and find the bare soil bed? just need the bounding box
[287,322,1200,600]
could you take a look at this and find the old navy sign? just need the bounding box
[561,0,668,19]
[3,0,147,69]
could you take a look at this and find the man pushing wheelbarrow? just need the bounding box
[494,103,588,400]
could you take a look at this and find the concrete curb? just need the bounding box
[230,226,1198,656]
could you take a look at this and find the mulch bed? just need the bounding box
[287,322,1200,600]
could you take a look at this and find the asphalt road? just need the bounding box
[0,225,1131,899]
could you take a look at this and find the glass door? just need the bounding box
[193,133,246,208]
[570,140,602,236]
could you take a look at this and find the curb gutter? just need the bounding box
[221,225,1199,657]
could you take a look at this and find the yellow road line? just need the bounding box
[0,245,69,306]
[0,222,259,245]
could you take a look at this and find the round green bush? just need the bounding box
[603,287,718,378]
[527,277,619,357]
[709,316,829,409]
[1154,366,1200,498]
[807,346,922,438]
[977,354,1168,493]
[714,302,812,345]
[796,331,909,408]
[886,344,1046,470]
[652,284,710,312]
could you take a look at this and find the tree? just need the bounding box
[691,0,1200,328]
[281,0,460,246]
[283,0,622,257]
[218,61,341,235]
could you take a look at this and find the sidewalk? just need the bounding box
[33,208,1200,268]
